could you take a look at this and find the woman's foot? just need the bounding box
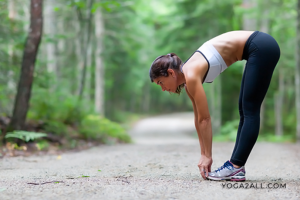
[207,160,246,181]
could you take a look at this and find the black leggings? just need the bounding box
[230,31,280,166]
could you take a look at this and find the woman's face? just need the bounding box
[153,69,178,93]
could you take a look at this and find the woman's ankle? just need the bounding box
[229,160,242,168]
[232,163,241,169]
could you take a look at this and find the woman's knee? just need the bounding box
[243,111,260,120]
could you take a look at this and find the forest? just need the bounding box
[0,0,299,153]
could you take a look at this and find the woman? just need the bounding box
[149,31,280,181]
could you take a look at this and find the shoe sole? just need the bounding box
[207,176,246,182]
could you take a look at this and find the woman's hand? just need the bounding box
[198,155,213,180]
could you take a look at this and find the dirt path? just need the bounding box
[0,112,299,200]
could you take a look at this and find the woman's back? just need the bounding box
[208,31,254,66]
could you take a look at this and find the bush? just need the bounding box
[43,121,68,136]
[28,88,93,124]
[257,134,295,143]
[213,120,239,142]
[213,120,295,143]
[27,86,131,145]
[79,114,131,143]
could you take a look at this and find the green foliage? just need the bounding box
[28,86,92,124]
[79,114,131,143]
[63,139,77,149]
[36,140,50,150]
[5,131,47,142]
[214,120,296,143]
[257,134,295,143]
[67,0,121,12]
[213,120,239,142]
[0,1,26,115]
[0,0,298,145]
[92,1,121,12]
[43,121,68,136]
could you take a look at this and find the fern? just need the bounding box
[5,131,47,142]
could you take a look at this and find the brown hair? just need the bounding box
[149,53,185,94]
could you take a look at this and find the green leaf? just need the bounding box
[5,131,47,142]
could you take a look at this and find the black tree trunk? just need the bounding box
[10,0,43,130]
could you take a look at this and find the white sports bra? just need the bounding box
[182,41,228,83]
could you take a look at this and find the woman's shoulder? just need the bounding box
[182,52,209,83]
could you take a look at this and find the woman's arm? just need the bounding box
[186,76,212,157]
[185,70,213,179]
[185,86,206,156]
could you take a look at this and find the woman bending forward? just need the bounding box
[149,31,280,181]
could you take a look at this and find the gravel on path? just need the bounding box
[0,142,299,200]
[0,112,299,200]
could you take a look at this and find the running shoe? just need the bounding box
[207,160,246,181]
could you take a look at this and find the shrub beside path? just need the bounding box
[0,112,299,200]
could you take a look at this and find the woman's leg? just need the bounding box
[231,66,246,157]
[230,32,280,166]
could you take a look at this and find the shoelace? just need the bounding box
[215,161,231,172]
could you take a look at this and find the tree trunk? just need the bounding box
[259,3,269,132]
[142,82,150,113]
[242,0,257,31]
[44,0,57,73]
[130,91,136,113]
[243,0,271,134]
[296,0,300,141]
[74,20,82,95]
[215,78,221,134]
[78,0,94,99]
[8,0,16,19]
[57,14,65,80]
[7,0,16,91]
[10,0,43,130]
[94,7,105,114]
[206,26,221,135]
[209,78,221,135]
[84,42,93,102]
[22,1,31,32]
[275,67,284,136]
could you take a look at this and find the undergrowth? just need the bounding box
[213,120,295,143]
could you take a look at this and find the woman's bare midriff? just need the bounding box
[208,31,254,66]
[182,31,255,82]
